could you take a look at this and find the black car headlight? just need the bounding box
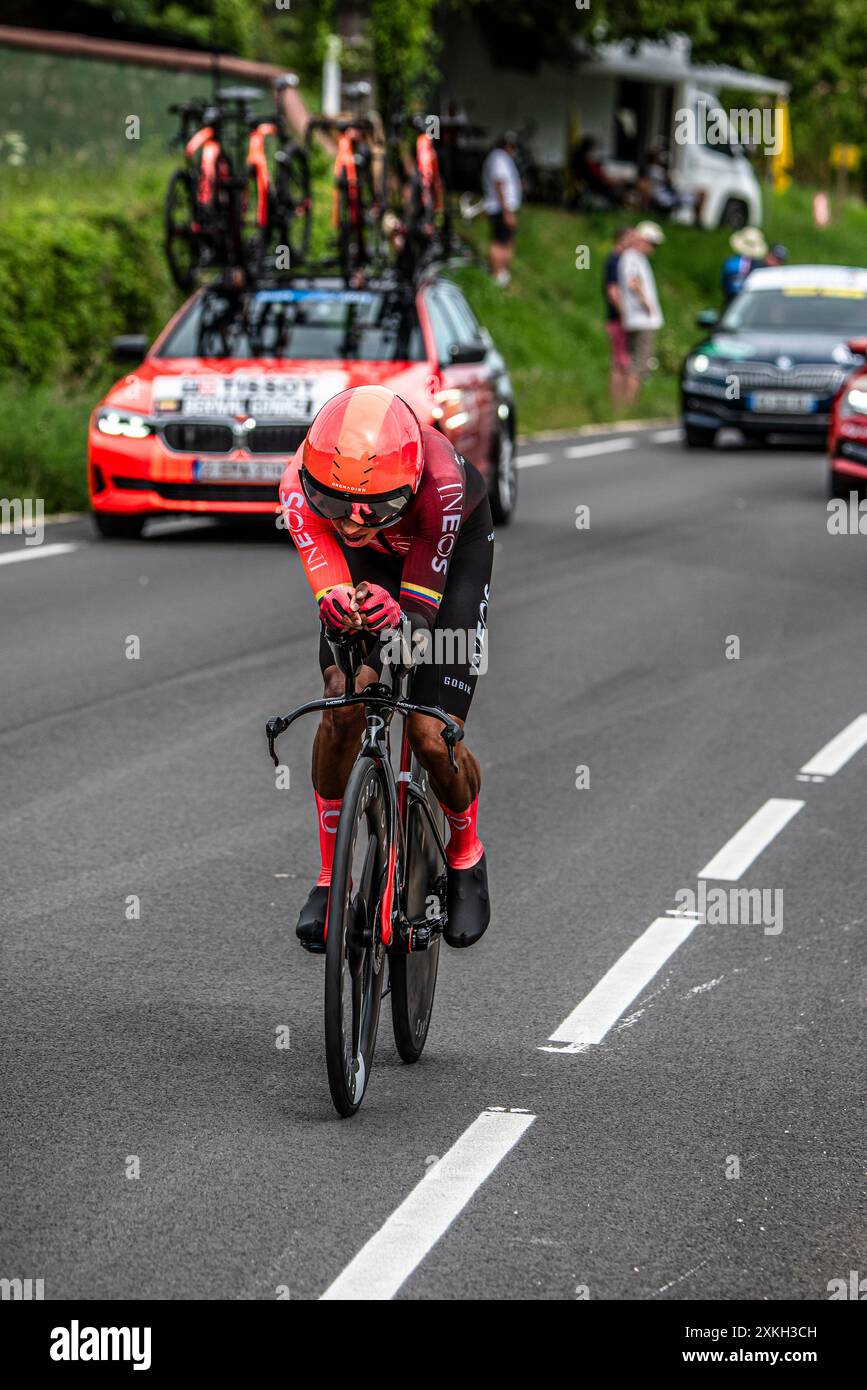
[95,409,153,439]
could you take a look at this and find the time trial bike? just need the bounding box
[266,628,462,1117]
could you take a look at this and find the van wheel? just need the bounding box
[720,199,749,230]
[92,512,145,540]
[489,423,516,524]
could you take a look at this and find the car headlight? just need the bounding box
[689,353,711,375]
[843,387,867,416]
[96,409,152,439]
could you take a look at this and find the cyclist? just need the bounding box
[279,384,493,954]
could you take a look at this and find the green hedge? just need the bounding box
[0,169,175,384]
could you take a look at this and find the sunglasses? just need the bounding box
[301,471,412,528]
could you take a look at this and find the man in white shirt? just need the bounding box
[618,220,665,404]
[481,133,522,286]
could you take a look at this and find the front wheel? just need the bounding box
[324,756,389,1117]
[829,468,858,503]
[489,422,517,524]
[92,512,145,540]
[719,198,748,230]
[683,424,717,449]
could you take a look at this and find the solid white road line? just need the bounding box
[565,438,635,459]
[540,915,700,1054]
[319,1108,535,1300]
[0,542,78,567]
[799,713,867,778]
[697,798,804,882]
[516,452,551,469]
[650,428,683,443]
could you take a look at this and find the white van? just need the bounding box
[670,88,763,229]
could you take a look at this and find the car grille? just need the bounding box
[731,365,847,392]
[113,476,279,503]
[246,424,307,454]
[839,440,867,466]
[159,421,307,455]
[162,422,234,453]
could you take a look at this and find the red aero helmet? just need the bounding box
[302,385,424,500]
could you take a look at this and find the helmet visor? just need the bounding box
[301,471,413,528]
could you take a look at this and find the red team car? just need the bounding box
[828,332,867,501]
[88,278,516,538]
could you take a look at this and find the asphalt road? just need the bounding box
[2,423,865,1301]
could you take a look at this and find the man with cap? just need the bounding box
[721,226,768,303]
[618,220,666,405]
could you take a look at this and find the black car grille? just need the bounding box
[731,365,847,392]
[159,421,307,455]
[113,476,278,503]
[162,422,234,453]
[246,424,307,454]
[839,440,867,466]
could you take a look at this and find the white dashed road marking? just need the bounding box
[319,1108,535,1300]
[565,438,635,459]
[0,542,78,567]
[650,428,684,443]
[697,798,804,882]
[516,452,551,469]
[540,915,700,1054]
[799,713,867,778]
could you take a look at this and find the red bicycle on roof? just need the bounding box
[165,84,311,292]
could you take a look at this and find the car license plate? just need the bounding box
[748,392,817,414]
[193,459,285,482]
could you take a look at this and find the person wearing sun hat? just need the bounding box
[618,220,666,404]
[721,226,769,304]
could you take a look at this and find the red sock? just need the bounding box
[439,795,484,870]
[315,792,342,886]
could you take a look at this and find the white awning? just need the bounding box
[580,36,789,98]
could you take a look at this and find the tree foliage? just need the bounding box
[57,0,867,166]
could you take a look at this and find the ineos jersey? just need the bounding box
[279,425,487,629]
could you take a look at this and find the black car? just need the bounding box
[681,265,867,448]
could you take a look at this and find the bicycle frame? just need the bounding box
[266,632,461,949]
[246,121,279,229]
[415,132,443,213]
[185,124,229,209]
[332,127,363,228]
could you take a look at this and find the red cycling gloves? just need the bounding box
[319,582,404,634]
[319,584,357,631]
[355,582,403,632]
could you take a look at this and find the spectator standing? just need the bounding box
[604,226,633,405]
[721,227,768,303]
[618,220,665,405]
[481,132,522,287]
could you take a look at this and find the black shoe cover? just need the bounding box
[296,883,329,953]
[443,852,491,948]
